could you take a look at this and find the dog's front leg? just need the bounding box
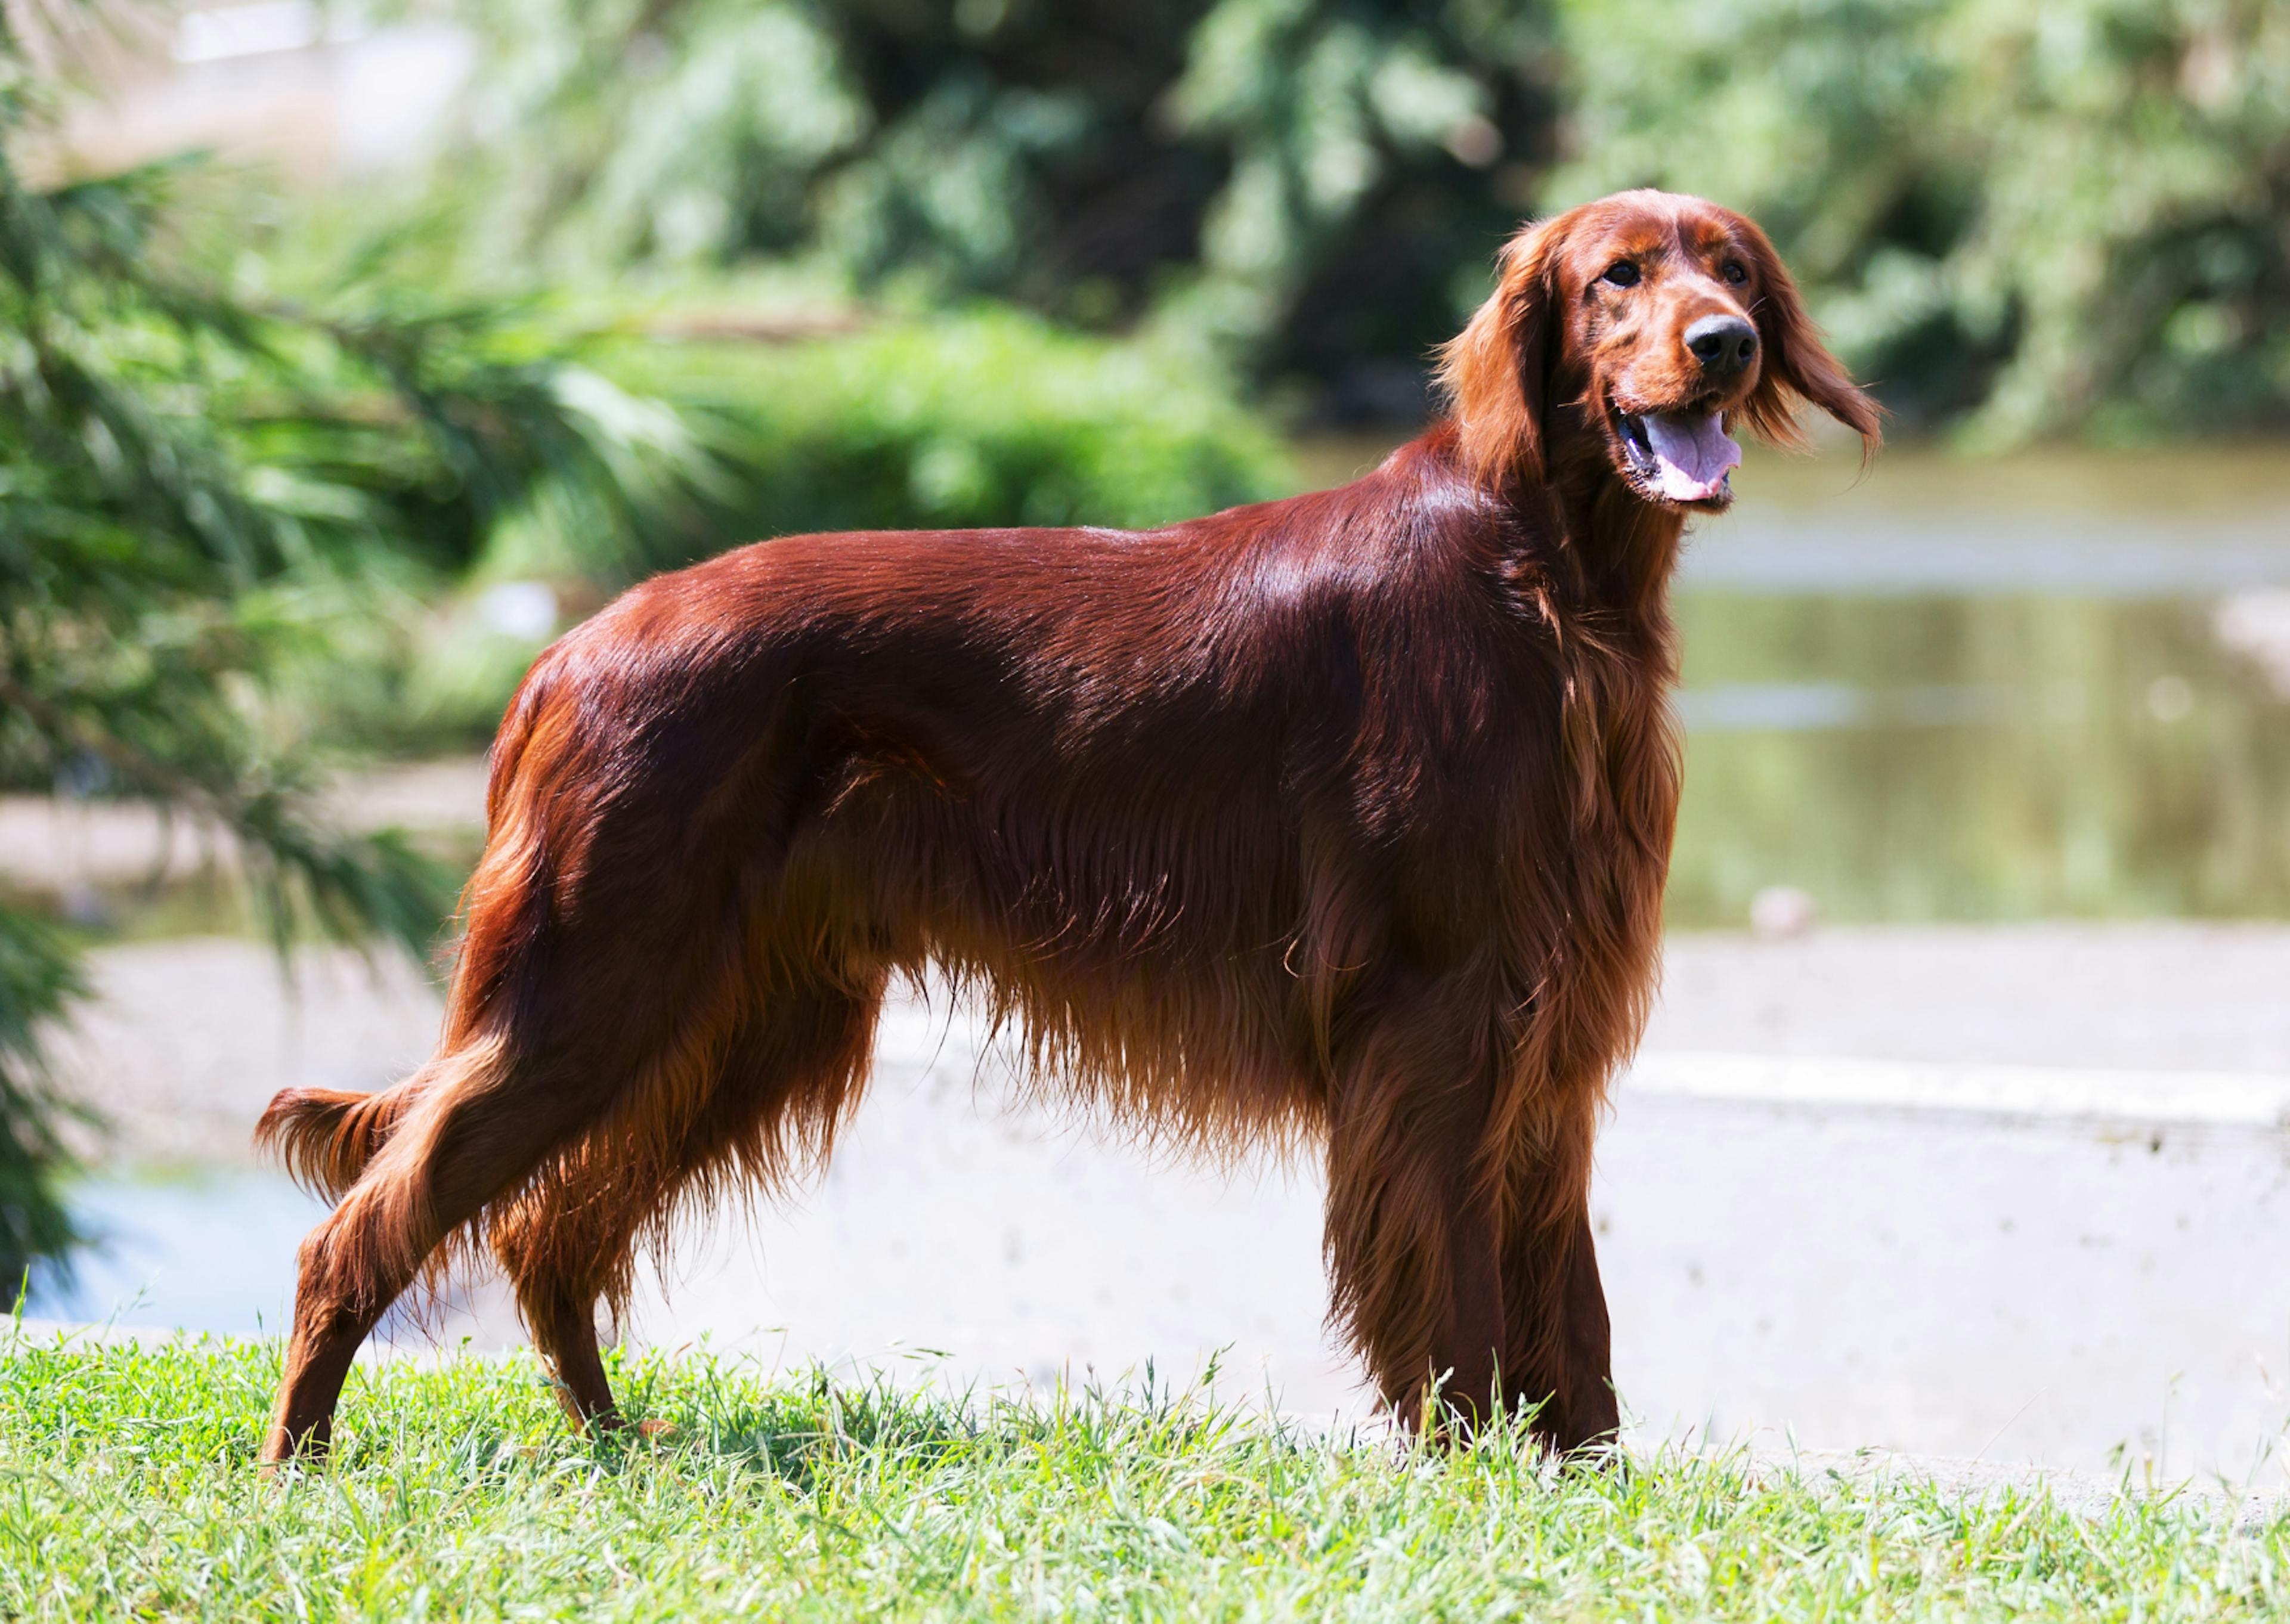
[1501,1195,1620,1456]
[1320,975,1509,1437]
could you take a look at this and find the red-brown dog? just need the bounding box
[259,188,1877,1461]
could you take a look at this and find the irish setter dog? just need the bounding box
[258,189,1877,1461]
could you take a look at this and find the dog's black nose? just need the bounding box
[1685,315,1759,375]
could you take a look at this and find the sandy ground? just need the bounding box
[623,997,2290,1483]
[1650,925,2290,1073]
[30,925,2290,1484]
[51,923,2290,1166]
[47,944,442,1166]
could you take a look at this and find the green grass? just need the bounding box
[1,1335,2283,1620]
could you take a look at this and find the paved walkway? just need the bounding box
[56,924,2290,1166]
[28,927,2290,1487]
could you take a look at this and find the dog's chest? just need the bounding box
[1548,618,1684,860]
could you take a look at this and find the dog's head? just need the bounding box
[1437,189,1881,511]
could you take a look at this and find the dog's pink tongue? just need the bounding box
[1643,411,1741,501]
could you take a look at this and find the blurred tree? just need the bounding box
[0,5,722,1291]
[409,311,1292,737]
[1161,0,1558,416]
[1551,0,2290,439]
[439,0,1562,418]
[440,0,2290,439]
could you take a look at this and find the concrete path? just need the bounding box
[58,924,2290,1166]
[622,997,2290,1485]
[27,928,2290,1487]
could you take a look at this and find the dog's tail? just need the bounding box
[255,1079,425,1202]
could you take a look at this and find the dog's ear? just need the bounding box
[1437,216,1565,489]
[1732,217,1883,460]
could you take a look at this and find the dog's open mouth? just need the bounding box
[1613,402,1742,507]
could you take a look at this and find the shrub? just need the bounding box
[405,309,1293,736]
[604,309,1292,559]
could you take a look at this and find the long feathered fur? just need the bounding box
[256,189,1878,1461]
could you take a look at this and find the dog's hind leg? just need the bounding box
[488,975,888,1435]
[1321,972,1509,1436]
[491,1183,623,1431]
[261,1026,638,1463]
[264,932,737,1458]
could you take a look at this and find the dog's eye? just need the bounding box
[1602,261,1640,287]
[1721,259,1749,286]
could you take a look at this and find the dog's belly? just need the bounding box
[776,765,1329,1152]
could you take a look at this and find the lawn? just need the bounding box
[1,1331,2283,1620]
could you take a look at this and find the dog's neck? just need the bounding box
[1455,419,1689,625]
[1567,470,1689,615]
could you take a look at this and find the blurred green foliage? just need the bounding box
[408,310,1291,735]
[1552,0,2290,440]
[595,312,1289,545]
[0,10,711,1284]
[434,0,1561,420]
[436,0,2290,437]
